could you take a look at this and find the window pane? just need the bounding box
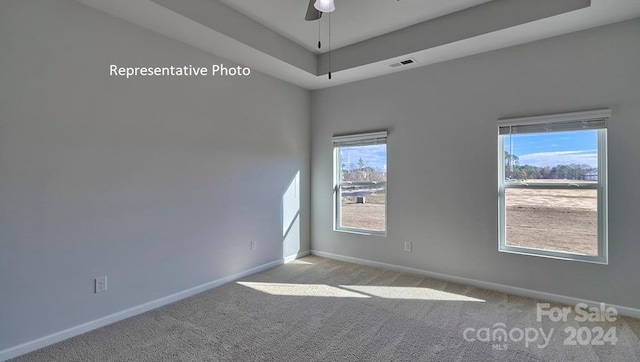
[339,145,387,183]
[503,130,598,183]
[337,143,387,233]
[340,185,386,231]
[505,188,597,256]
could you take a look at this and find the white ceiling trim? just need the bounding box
[217,0,493,53]
[75,0,640,90]
[75,0,320,88]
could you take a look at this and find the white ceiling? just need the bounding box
[76,0,640,90]
[218,0,492,53]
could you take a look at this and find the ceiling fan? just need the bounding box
[305,0,335,21]
[305,0,336,79]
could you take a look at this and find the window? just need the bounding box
[498,109,609,264]
[333,131,387,235]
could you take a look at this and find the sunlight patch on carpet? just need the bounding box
[237,282,371,298]
[286,259,314,265]
[339,285,485,302]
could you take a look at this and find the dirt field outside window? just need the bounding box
[340,187,597,256]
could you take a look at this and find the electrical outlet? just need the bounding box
[95,276,107,293]
[404,241,412,252]
[250,240,257,251]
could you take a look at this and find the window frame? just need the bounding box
[333,131,388,236]
[497,109,609,264]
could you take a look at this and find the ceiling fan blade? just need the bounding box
[305,0,322,21]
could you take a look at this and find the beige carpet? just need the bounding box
[13,256,640,361]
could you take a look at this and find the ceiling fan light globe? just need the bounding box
[314,0,335,13]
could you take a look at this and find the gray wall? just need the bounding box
[311,20,640,309]
[0,0,310,350]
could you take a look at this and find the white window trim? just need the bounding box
[497,110,609,264]
[333,131,388,236]
[497,109,611,128]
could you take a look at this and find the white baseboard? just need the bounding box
[1,253,306,361]
[311,250,640,319]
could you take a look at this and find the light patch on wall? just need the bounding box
[282,171,301,259]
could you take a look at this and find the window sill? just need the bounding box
[334,228,387,237]
[498,247,608,265]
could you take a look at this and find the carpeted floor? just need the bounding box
[13,256,640,361]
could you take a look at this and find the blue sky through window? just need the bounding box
[340,144,387,172]
[339,131,597,172]
[506,130,598,168]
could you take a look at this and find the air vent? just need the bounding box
[388,58,417,68]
